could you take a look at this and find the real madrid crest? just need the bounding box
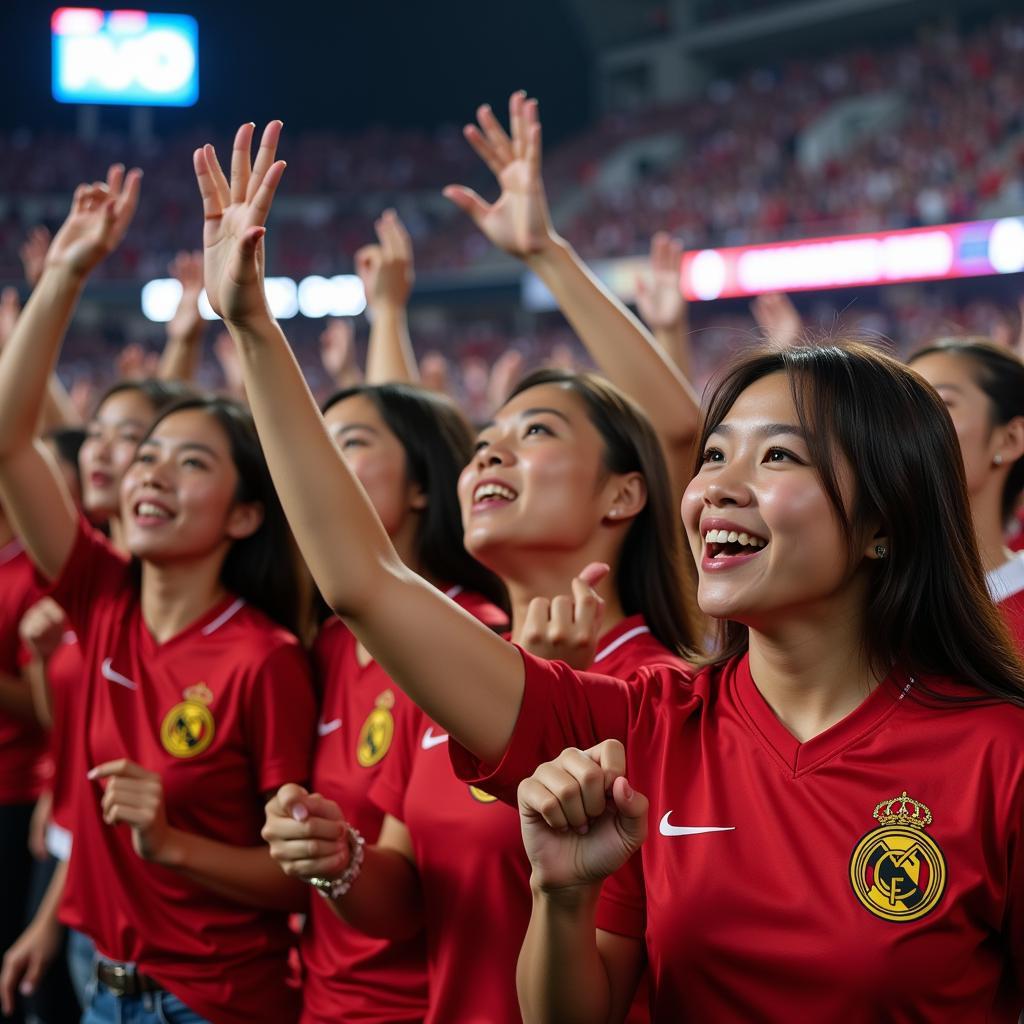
[356,690,395,767]
[468,785,497,804]
[160,682,216,759]
[849,790,946,922]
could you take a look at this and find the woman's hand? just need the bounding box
[44,163,142,279]
[262,783,349,882]
[19,226,52,288]
[517,562,609,670]
[89,759,176,864]
[0,913,61,1016]
[167,250,206,341]
[519,740,648,894]
[443,91,556,260]
[356,209,415,311]
[636,232,686,333]
[19,598,68,664]
[193,121,286,328]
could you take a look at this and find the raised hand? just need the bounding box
[167,250,205,340]
[486,348,525,412]
[115,342,159,381]
[320,318,361,386]
[19,227,51,288]
[193,122,286,326]
[18,598,68,663]
[88,759,174,863]
[751,291,803,348]
[636,232,686,332]
[262,783,348,882]
[443,91,555,259]
[518,562,609,670]
[518,740,648,892]
[356,209,415,311]
[44,163,142,278]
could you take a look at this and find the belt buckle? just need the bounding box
[99,961,134,997]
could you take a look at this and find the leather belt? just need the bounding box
[96,960,162,997]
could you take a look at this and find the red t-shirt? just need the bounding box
[988,553,1024,652]
[0,539,47,804]
[50,520,316,1024]
[452,650,1024,1023]
[300,586,507,1024]
[373,616,686,1024]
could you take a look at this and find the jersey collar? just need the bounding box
[986,552,1024,603]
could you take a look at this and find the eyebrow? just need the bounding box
[92,417,147,430]
[137,439,222,460]
[930,383,964,394]
[709,422,806,440]
[478,406,574,432]
[331,422,380,436]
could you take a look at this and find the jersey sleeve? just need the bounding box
[243,640,317,794]
[448,646,634,806]
[1004,791,1024,999]
[45,517,131,634]
[595,852,647,939]
[368,697,424,823]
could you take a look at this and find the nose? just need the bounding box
[474,443,515,470]
[703,465,752,509]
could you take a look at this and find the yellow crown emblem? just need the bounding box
[183,682,213,705]
[374,689,395,711]
[872,791,932,830]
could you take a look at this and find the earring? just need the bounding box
[608,509,620,519]
[875,545,888,559]
[994,453,1005,466]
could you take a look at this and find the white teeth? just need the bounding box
[474,483,517,503]
[703,528,766,549]
[137,502,171,519]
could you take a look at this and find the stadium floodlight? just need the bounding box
[297,275,367,318]
[52,8,199,107]
[143,277,342,322]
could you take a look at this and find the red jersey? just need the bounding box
[301,586,506,1024]
[49,520,316,1024]
[373,616,686,1024]
[0,539,47,804]
[453,649,1024,1023]
[988,553,1024,652]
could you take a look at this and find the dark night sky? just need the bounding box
[0,0,594,143]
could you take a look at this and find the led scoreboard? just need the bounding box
[52,8,199,107]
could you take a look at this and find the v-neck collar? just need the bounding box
[731,653,912,776]
[138,594,244,656]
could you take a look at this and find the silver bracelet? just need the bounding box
[308,824,365,900]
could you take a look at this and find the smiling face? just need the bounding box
[681,372,864,627]
[120,408,260,563]
[323,394,424,539]
[79,389,156,520]
[457,383,622,570]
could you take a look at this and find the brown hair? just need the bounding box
[506,369,696,658]
[698,342,1024,706]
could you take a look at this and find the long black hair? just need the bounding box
[504,368,696,658]
[137,395,305,637]
[910,338,1024,523]
[92,378,195,419]
[322,384,508,612]
[698,342,1024,706]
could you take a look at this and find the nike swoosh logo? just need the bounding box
[659,812,735,837]
[421,727,449,750]
[101,658,138,690]
[317,718,342,737]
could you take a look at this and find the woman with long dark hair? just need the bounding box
[0,165,316,1024]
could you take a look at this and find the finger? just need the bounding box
[477,103,514,165]
[249,160,286,226]
[261,814,343,844]
[577,562,610,589]
[442,185,491,227]
[521,597,551,649]
[247,121,284,203]
[230,122,256,204]
[584,738,627,785]
[274,782,310,818]
[611,775,649,847]
[230,226,266,284]
[0,951,20,1015]
[525,100,543,179]
[549,595,574,647]
[303,792,345,822]
[559,746,611,821]
[387,210,412,260]
[462,124,505,179]
[193,148,225,220]
[510,90,527,162]
[88,759,151,781]
[532,761,591,832]
[112,169,142,231]
[517,777,570,832]
[105,163,125,197]
[103,804,154,828]
[571,574,604,642]
[202,145,231,208]
[71,184,91,214]
[269,835,345,864]
[284,850,348,879]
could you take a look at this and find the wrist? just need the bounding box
[223,310,277,338]
[524,233,571,273]
[40,262,90,292]
[530,873,602,911]
[308,824,365,901]
[151,826,187,869]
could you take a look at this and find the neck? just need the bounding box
[970,486,1012,575]
[745,586,879,743]
[140,550,230,645]
[0,514,13,550]
[108,514,129,557]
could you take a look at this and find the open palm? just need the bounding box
[444,92,554,258]
[193,121,286,326]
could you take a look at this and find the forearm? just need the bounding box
[31,858,68,930]
[0,267,84,458]
[527,239,699,450]
[23,660,54,729]
[518,883,613,1024]
[326,845,423,940]
[653,322,692,380]
[227,315,523,762]
[40,375,82,432]
[158,328,204,383]
[162,829,308,912]
[365,305,419,385]
[0,672,37,722]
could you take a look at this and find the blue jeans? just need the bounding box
[81,978,209,1024]
[67,928,96,1009]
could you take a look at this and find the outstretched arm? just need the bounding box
[194,123,522,764]
[0,166,141,581]
[636,232,692,378]
[444,93,700,460]
[359,209,419,385]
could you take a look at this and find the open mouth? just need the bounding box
[134,500,174,522]
[703,527,767,558]
[473,482,518,506]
